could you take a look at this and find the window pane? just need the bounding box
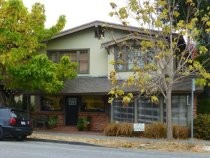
[69,52,77,62]
[48,50,89,74]
[79,51,89,73]
[48,52,58,62]
[41,96,63,111]
[113,100,134,123]
[81,96,105,112]
[137,98,160,123]
[79,61,88,73]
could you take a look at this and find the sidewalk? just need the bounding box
[28,130,210,152]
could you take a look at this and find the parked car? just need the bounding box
[0,106,32,140]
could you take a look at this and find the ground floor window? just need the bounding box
[171,95,188,126]
[112,95,189,126]
[138,99,160,123]
[113,100,135,123]
[41,95,63,111]
[80,96,105,112]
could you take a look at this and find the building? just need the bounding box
[26,21,202,131]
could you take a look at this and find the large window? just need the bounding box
[48,49,89,74]
[113,100,135,123]
[80,96,105,112]
[41,95,63,111]
[163,95,188,126]
[115,47,154,71]
[137,99,160,123]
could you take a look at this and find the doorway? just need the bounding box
[65,97,80,125]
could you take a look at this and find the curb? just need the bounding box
[28,138,103,148]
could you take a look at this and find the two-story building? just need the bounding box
[26,21,202,131]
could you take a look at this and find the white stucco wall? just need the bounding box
[47,28,108,77]
[47,27,130,78]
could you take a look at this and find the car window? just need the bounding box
[0,109,9,118]
[11,110,29,120]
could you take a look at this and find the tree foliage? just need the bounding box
[108,0,210,139]
[0,0,77,93]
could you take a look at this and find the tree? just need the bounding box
[108,0,210,139]
[0,0,77,104]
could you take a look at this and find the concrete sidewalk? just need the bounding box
[29,130,210,152]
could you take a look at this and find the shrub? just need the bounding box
[144,122,166,138]
[77,117,91,131]
[47,115,58,129]
[116,123,133,136]
[104,123,133,136]
[104,123,119,136]
[77,118,84,131]
[173,125,189,139]
[194,114,210,140]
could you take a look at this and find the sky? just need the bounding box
[22,0,125,30]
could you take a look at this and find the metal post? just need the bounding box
[134,99,138,123]
[191,78,195,139]
[111,102,114,123]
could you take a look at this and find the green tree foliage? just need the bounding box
[0,0,77,93]
[108,0,210,139]
[168,0,210,70]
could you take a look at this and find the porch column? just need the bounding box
[111,102,114,122]
[134,99,138,123]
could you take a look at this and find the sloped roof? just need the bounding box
[50,20,159,40]
[59,76,202,95]
[101,33,157,48]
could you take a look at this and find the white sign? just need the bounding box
[133,123,145,132]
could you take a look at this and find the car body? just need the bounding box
[0,106,32,140]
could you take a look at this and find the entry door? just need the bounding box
[65,97,79,125]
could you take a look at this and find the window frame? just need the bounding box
[114,46,154,72]
[80,95,106,113]
[47,49,90,74]
[40,95,63,112]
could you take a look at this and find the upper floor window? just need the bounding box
[48,49,89,74]
[115,47,154,71]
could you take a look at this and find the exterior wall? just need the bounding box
[79,112,109,131]
[47,28,109,77]
[47,28,130,78]
[31,112,65,127]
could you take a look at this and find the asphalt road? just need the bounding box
[0,140,209,158]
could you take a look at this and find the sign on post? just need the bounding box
[133,123,145,132]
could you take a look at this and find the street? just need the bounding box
[0,140,209,158]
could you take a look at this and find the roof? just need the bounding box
[101,33,157,48]
[50,20,160,40]
[59,76,202,95]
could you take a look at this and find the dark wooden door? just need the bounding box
[65,97,79,125]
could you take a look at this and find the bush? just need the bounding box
[47,115,58,129]
[173,125,189,139]
[104,123,119,136]
[104,123,133,136]
[194,114,210,140]
[77,117,91,131]
[197,97,210,114]
[116,123,133,136]
[104,122,191,139]
[144,122,166,138]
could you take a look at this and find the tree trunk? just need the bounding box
[166,88,173,140]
